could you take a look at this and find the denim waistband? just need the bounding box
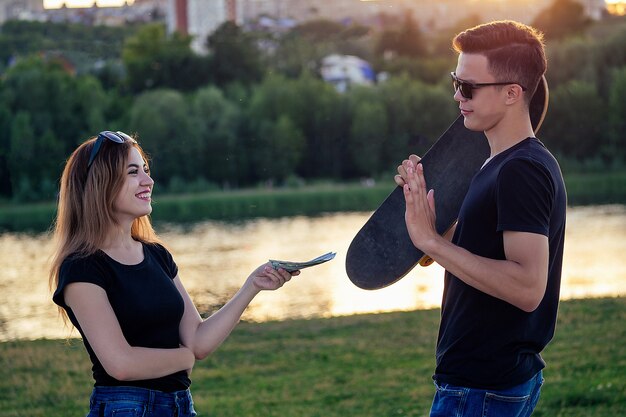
[90,385,193,415]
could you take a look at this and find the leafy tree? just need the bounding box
[0,56,108,200]
[546,37,596,90]
[253,115,306,182]
[395,11,427,58]
[540,80,607,160]
[429,14,483,58]
[122,23,210,93]
[128,89,201,186]
[291,19,345,42]
[0,20,133,67]
[607,67,626,163]
[269,35,328,78]
[36,129,66,198]
[349,95,387,176]
[376,76,457,168]
[290,75,348,178]
[247,74,347,179]
[375,11,427,58]
[590,27,626,98]
[0,102,12,197]
[74,75,108,136]
[376,56,455,85]
[269,115,306,181]
[546,26,626,98]
[207,21,264,86]
[532,0,590,40]
[2,57,68,135]
[270,20,371,79]
[191,86,243,187]
[375,30,401,58]
[1,56,106,143]
[8,112,35,201]
[6,110,64,202]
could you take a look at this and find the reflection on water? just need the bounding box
[0,205,625,341]
[561,205,626,298]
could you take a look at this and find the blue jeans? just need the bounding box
[430,371,544,417]
[86,386,197,417]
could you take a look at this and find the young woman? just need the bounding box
[49,131,300,417]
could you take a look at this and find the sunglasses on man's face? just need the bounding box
[87,131,137,169]
[450,72,526,100]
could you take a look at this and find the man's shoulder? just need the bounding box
[501,138,561,174]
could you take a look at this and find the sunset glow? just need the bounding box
[606,0,626,15]
[44,0,134,9]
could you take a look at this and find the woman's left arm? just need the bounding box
[176,263,299,360]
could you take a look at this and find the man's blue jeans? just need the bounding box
[430,371,544,417]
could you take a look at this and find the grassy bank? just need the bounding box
[0,172,625,232]
[0,297,624,416]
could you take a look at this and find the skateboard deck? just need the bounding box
[346,76,549,290]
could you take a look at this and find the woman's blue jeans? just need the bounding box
[430,371,544,417]
[86,386,197,417]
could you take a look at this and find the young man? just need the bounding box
[395,21,567,416]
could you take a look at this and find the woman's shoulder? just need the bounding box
[54,251,110,307]
[60,250,104,271]
[142,241,171,257]
[141,241,178,278]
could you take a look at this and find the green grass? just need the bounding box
[0,172,625,233]
[1,297,624,417]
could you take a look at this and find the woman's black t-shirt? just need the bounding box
[53,242,191,392]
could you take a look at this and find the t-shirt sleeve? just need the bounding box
[496,158,554,236]
[150,243,179,279]
[52,256,108,309]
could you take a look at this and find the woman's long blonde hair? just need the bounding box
[49,134,162,321]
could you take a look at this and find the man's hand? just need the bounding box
[403,160,438,252]
[394,154,421,187]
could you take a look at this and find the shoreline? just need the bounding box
[1,172,625,233]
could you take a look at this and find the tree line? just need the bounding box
[0,0,624,202]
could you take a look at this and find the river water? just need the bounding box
[1,205,624,341]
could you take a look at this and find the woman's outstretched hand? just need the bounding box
[250,262,300,291]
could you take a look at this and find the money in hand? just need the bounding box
[269,252,336,272]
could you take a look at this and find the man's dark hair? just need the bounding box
[453,20,547,104]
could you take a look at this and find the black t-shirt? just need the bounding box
[53,242,191,392]
[433,137,567,390]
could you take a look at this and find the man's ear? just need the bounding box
[505,84,524,105]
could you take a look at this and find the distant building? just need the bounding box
[3,0,167,26]
[0,0,43,24]
[167,0,239,54]
[0,0,611,43]
[577,0,609,19]
[235,0,608,30]
[320,54,376,93]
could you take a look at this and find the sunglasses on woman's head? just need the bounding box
[87,131,137,169]
[450,72,526,100]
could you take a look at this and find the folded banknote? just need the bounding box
[269,251,336,272]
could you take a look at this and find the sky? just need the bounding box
[42,0,625,8]
[44,0,135,8]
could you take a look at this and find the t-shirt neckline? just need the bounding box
[99,242,147,268]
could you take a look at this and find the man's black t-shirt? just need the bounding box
[433,137,567,390]
[53,242,190,392]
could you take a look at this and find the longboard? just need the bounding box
[346,76,549,290]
